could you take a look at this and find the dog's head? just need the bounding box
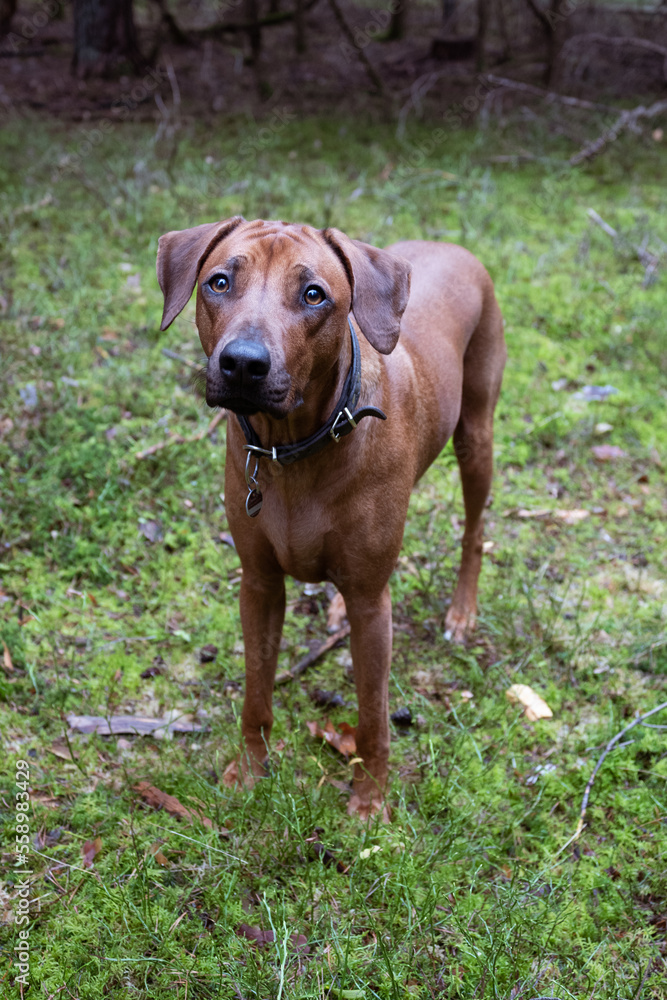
[156,217,411,417]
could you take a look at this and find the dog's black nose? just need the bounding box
[219,339,271,384]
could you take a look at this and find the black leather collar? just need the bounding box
[235,318,386,468]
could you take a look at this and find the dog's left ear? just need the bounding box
[322,228,411,354]
[156,216,245,330]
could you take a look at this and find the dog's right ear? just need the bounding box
[156,217,245,331]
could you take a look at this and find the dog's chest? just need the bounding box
[256,488,337,582]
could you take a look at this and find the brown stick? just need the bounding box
[275,625,351,684]
[575,700,667,840]
[135,410,226,460]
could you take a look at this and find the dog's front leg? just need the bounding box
[225,570,285,787]
[345,584,393,821]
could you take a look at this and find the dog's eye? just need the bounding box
[304,285,326,306]
[209,275,229,294]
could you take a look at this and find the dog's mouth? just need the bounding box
[206,388,294,419]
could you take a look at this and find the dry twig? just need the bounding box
[135,409,225,460]
[161,347,202,371]
[587,208,661,286]
[275,625,351,684]
[575,700,667,840]
[570,98,667,165]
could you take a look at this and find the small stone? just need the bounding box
[391,706,413,726]
[311,689,344,708]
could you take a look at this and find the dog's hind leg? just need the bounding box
[444,289,506,643]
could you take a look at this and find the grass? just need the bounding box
[0,112,666,999]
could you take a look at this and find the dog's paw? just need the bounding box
[347,794,391,824]
[444,607,476,644]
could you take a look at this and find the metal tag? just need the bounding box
[245,488,263,518]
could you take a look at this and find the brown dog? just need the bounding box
[157,217,506,819]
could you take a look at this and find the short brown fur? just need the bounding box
[157,218,506,820]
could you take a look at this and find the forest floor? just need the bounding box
[0,111,666,998]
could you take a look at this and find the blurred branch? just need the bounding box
[522,0,552,32]
[150,0,190,46]
[161,348,201,371]
[586,208,662,286]
[560,33,667,83]
[135,410,226,461]
[570,97,667,165]
[484,74,613,112]
[326,0,385,94]
[575,701,667,840]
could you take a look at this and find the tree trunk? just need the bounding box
[442,0,457,32]
[294,0,306,53]
[244,0,262,63]
[476,0,487,70]
[73,0,143,77]
[0,0,16,37]
[386,0,406,41]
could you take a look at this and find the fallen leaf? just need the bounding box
[506,684,553,722]
[2,640,14,674]
[326,591,348,632]
[138,519,163,544]
[553,508,590,525]
[82,836,102,867]
[29,792,61,809]
[33,827,64,849]
[48,742,76,761]
[148,841,170,866]
[238,923,275,946]
[237,924,310,954]
[592,444,628,462]
[306,719,357,757]
[133,781,213,828]
[67,714,205,737]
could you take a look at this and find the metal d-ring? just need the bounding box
[329,407,357,443]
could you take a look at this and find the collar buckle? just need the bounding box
[329,406,357,443]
